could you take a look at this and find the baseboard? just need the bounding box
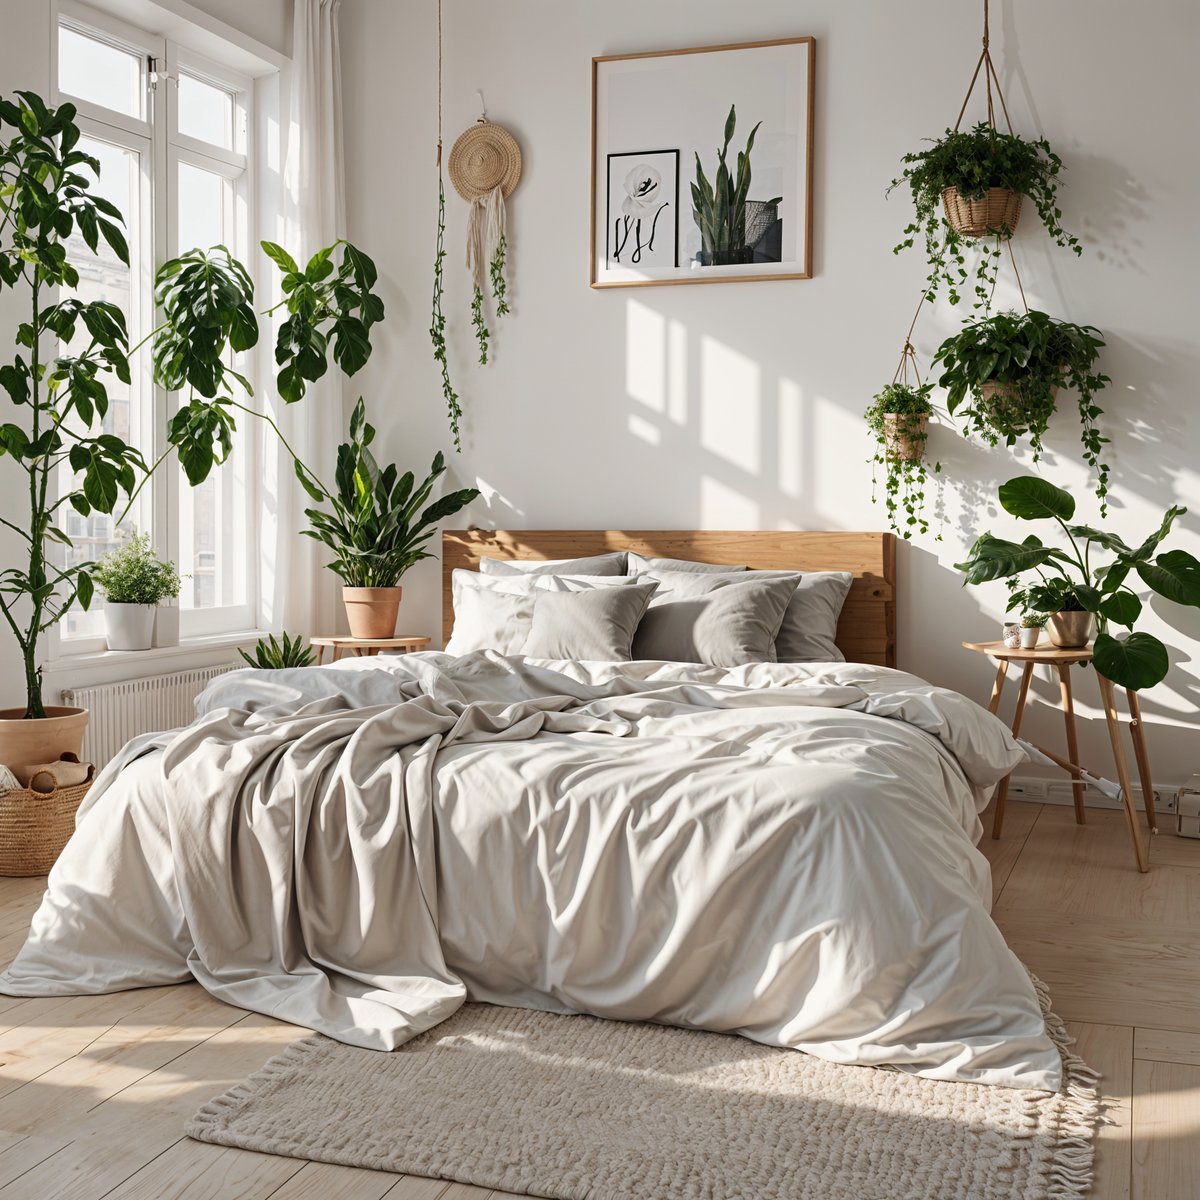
[1007,772,1177,814]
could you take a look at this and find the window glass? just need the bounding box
[177,72,233,149]
[58,26,144,119]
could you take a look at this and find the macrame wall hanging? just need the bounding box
[431,0,523,453]
[871,0,1107,541]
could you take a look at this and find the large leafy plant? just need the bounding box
[864,382,938,540]
[890,123,1080,306]
[296,398,479,588]
[691,105,780,264]
[956,476,1200,690]
[0,93,149,717]
[933,309,1110,510]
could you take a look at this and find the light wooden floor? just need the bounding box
[0,799,1195,1198]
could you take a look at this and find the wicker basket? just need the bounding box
[941,186,1023,239]
[0,780,90,877]
[882,413,929,463]
[978,380,1059,436]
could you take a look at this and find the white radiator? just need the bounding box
[61,664,239,769]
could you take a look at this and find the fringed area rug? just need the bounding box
[188,983,1101,1200]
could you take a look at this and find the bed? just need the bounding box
[0,529,1058,1090]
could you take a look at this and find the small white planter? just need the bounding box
[152,604,180,648]
[1002,622,1021,650]
[105,602,156,651]
[1019,625,1043,649]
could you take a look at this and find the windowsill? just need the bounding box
[43,630,264,674]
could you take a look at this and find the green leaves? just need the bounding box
[998,475,1075,522]
[1135,549,1200,608]
[691,104,767,260]
[239,631,314,669]
[167,399,236,486]
[266,239,384,404]
[1093,632,1170,692]
[955,532,1061,584]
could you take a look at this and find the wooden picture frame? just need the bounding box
[590,37,815,288]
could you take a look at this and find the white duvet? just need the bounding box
[0,652,1056,1088]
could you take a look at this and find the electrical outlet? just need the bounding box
[1008,780,1048,798]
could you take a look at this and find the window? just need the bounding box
[53,2,259,648]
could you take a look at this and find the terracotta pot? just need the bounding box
[1047,610,1095,648]
[104,602,156,651]
[343,587,402,639]
[882,412,929,463]
[0,706,89,771]
[941,186,1023,239]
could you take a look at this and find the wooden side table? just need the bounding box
[963,640,1156,873]
[312,636,432,665]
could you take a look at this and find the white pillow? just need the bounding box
[479,552,627,577]
[627,551,748,574]
[444,571,640,656]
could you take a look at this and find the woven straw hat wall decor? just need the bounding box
[431,0,523,452]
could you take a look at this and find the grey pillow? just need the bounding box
[774,571,853,663]
[627,551,748,574]
[480,552,627,577]
[523,582,659,661]
[631,573,797,666]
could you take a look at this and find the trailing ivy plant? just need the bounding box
[956,475,1200,691]
[490,236,510,316]
[430,176,463,450]
[864,382,939,540]
[889,123,1081,306]
[933,309,1110,511]
[471,285,489,365]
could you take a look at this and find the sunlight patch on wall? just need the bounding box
[700,336,760,475]
[778,379,803,499]
[813,391,865,506]
[701,476,759,528]
[625,299,666,412]
[628,413,662,445]
[667,319,688,425]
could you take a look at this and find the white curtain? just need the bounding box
[258,0,346,636]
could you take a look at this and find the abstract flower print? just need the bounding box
[623,164,663,218]
[605,150,679,270]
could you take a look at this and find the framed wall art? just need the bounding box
[590,36,815,288]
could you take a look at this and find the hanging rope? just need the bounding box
[953,0,1014,135]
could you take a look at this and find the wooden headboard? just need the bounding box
[442,530,897,667]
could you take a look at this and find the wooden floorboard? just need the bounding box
[0,803,1197,1198]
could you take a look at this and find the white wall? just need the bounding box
[339,0,1200,785]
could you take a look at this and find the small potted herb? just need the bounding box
[889,123,1080,306]
[933,310,1110,509]
[1019,613,1046,649]
[93,534,181,651]
[864,382,938,540]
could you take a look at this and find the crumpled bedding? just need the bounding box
[0,651,1055,1088]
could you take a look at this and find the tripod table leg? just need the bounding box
[993,660,1035,840]
[1097,674,1149,873]
[1057,663,1086,825]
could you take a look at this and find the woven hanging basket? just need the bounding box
[0,779,90,876]
[942,186,1023,239]
[882,413,929,464]
[978,379,1059,437]
[448,120,522,202]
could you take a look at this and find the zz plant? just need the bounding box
[864,383,938,540]
[889,123,1080,307]
[956,475,1200,690]
[933,309,1110,510]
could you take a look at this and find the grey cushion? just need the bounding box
[480,552,627,577]
[627,551,748,574]
[445,571,641,656]
[774,571,853,663]
[631,573,798,666]
[523,582,659,661]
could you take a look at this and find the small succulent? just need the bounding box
[238,631,314,670]
[1020,613,1047,629]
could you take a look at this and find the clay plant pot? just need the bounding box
[882,413,929,463]
[1047,610,1096,649]
[941,186,1023,239]
[0,706,89,771]
[343,587,402,639]
[977,379,1059,438]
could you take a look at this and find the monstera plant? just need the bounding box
[956,476,1200,690]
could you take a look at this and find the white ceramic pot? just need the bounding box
[1019,626,1042,649]
[104,602,156,651]
[152,604,180,648]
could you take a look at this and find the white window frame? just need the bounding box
[48,0,262,654]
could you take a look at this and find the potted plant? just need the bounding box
[956,475,1200,689]
[890,123,1080,307]
[92,534,181,651]
[1019,613,1046,649]
[294,399,480,638]
[933,310,1111,510]
[864,382,939,540]
[691,105,781,267]
[238,632,314,669]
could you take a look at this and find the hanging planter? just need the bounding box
[941,184,1023,240]
[933,309,1111,510]
[882,411,930,464]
